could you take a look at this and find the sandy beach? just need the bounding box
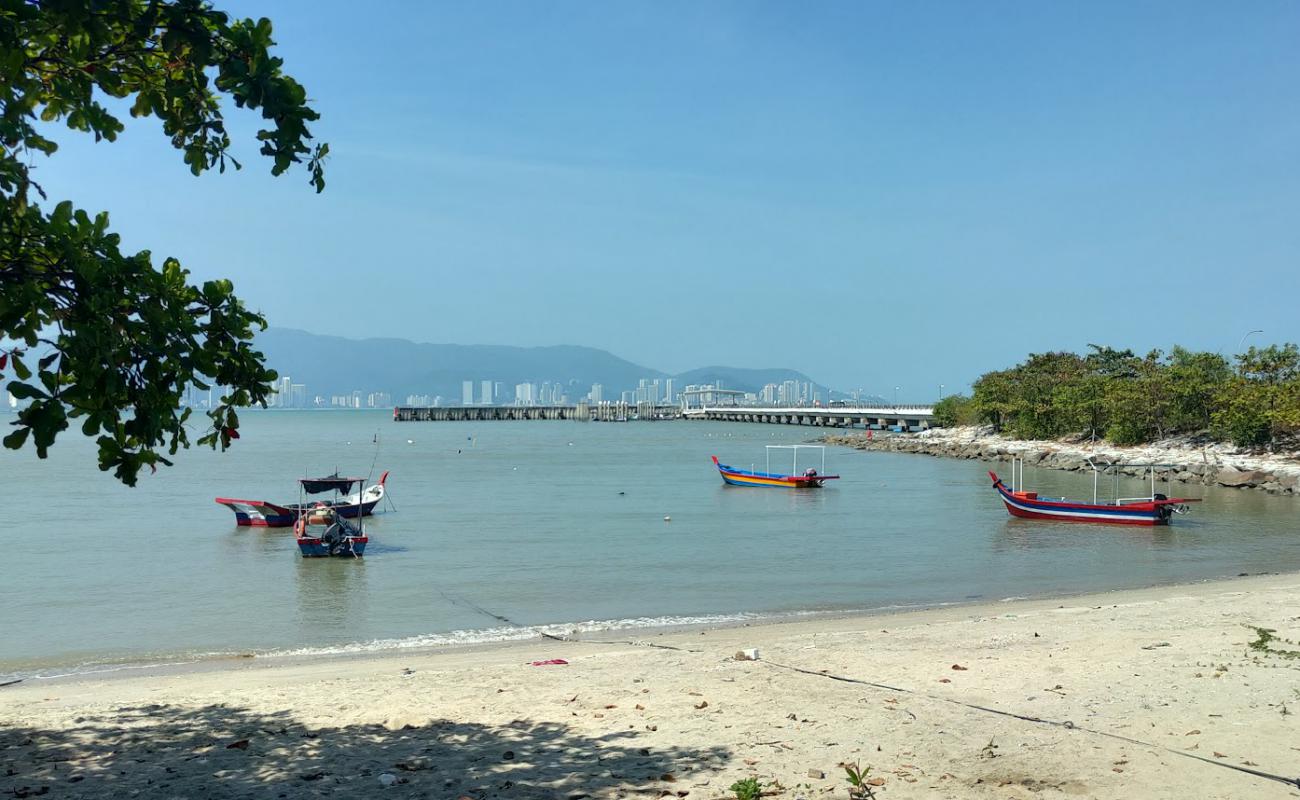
[4,573,1300,799]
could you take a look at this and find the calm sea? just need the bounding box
[2,411,1298,680]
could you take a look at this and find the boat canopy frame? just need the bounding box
[763,444,828,477]
[299,474,365,495]
[297,473,366,538]
[1008,456,1185,507]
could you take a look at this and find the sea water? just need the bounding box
[2,410,1298,680]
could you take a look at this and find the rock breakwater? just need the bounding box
[823,426,1300,495]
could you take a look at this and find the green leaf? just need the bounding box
[11,356,31,381]
[6,382,47,401]
[3,428,30,450]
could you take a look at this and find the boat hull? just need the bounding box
[296,536,368,557]
[213,499,297,527]
[990,472,1179,526]
[216,481,385,527]
[712,456,837,489]
[294,517,368,557]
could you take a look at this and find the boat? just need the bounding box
[712,445,839,488]
[990,458,1199,526]
[215,471,388,527]
[293,474,370,557]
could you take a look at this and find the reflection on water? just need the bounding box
[5,411,1300,672]
[994,518,1180,552]
[295,556,368,632]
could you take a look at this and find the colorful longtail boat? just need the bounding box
[990,458,1198,526]
[712,445,839,488]
[292,474,370,557]
[215,471,388,527]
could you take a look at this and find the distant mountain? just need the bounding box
[254,328,824,403]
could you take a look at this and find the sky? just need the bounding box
[30,1,1300,400]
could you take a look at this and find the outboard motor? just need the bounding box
[321,522,348,556]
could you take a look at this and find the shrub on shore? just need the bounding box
[965,343,1300,448]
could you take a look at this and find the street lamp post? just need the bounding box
[894,386,900,407]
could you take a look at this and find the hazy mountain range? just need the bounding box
[256,328,843,403]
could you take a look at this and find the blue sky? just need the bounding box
[32,1,1300,399]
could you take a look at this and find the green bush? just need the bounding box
[932,394,974,427]
[966,342,1299,447]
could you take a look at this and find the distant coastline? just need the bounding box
[824,425,1300,495]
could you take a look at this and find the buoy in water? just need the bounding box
[406,439,414,444]
[663,515,671,522]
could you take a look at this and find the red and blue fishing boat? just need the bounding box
[292,474,370,557]
[712,445,839,488]
[990,458,1198,526]
[215,471,388,527]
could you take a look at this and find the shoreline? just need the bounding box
[7,568,1284,688]
[5,571,1300,798]
[824,425,1300,495]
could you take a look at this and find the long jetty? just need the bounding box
[393,402,680,422]
[684,405,935,429]
[393,403,935,428]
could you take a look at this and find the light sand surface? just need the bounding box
[4,574,1300,799]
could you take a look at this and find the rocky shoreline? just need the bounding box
[823,426,1300,495]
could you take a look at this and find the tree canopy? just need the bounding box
[1,0,326,484]
[942,343,1300,448]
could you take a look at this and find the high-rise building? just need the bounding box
[480,380,492,405]
[291,383,307,408]
[462,380,474,405]
[515,382,536,406]
[760,383,778,404]
[663,379,675,405]
[280,376,292,407]
[493,381,504,403]
[589,383,603,403]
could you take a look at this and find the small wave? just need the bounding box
[261,612,765,659]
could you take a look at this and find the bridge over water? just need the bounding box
[393,402,680,422]
[684,405,936,430]
[393,403,935,429]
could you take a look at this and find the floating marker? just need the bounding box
[663,515,671,522]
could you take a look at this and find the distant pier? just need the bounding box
[684,405,935,430]
[393,402,681,422]
[393,403,935,428]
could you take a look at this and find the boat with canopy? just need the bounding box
[712,445,839,488]
[214,471,388,527]
[990,457,1200,525]
[292,473,370,557]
